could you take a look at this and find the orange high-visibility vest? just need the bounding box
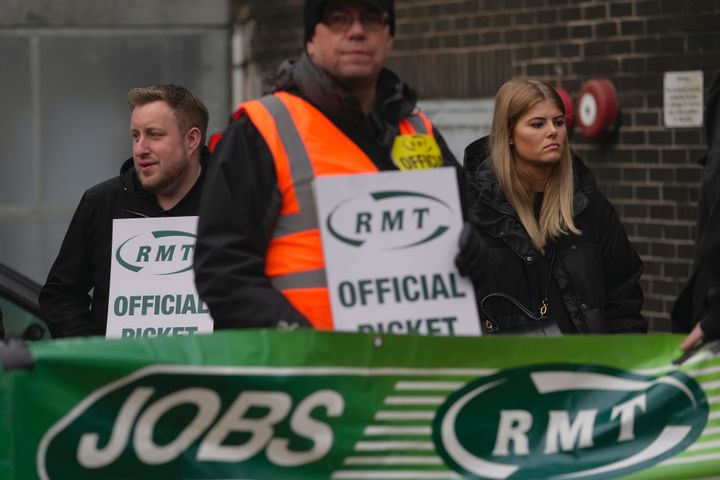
[238,91,435,330]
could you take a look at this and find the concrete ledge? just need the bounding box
[0,0,230,27]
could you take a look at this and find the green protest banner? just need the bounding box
[0,331,718,479]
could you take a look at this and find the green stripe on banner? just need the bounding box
[0,331,718,479]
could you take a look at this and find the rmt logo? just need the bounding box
[115,230,196,275]
[433,364,708,480]
[326,190,453,250]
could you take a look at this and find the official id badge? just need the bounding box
[391,134,444,170]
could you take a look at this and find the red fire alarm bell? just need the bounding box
[576,79,619,140]
[555,87,575,131]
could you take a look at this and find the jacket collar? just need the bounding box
[275,52,417,131]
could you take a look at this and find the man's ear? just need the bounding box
[186,127,202,155]
[306,37,316,59]
[384,35,393,56]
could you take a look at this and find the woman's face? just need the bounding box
[510,99,567,177]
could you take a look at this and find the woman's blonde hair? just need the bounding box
[489,79,580,251]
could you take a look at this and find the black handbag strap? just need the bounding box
[481,292,540,322]
[480,244,560,336]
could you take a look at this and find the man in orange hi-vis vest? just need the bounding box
[194,0,487,330]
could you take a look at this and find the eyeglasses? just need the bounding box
[321,11,389,33]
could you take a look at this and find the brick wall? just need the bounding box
[234,0,720,331]
[233,0,303,97]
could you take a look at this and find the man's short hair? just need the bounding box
[128,84,209,144]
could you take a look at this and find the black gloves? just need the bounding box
[454,222,488,284]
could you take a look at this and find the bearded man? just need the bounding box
[40,84,209,337]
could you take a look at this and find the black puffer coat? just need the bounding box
[465,137,646,334]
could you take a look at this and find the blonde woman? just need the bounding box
[464,79,646,335]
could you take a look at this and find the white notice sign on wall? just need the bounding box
[664,71,704,128]
[106,216,213,339]
[314,167,481,336]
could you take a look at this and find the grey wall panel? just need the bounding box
[38,31,227,207]
[418,99,495,165]
[0,35,34,207]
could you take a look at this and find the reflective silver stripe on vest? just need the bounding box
[259,95,327,290]
[406,112,429,135]
[270,268,327,290]
[260,95,320,239]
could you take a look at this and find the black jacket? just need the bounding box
[194,53,460,330]
[40,150,209,338]
[672,70,720,338]
[465,137,646,334]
